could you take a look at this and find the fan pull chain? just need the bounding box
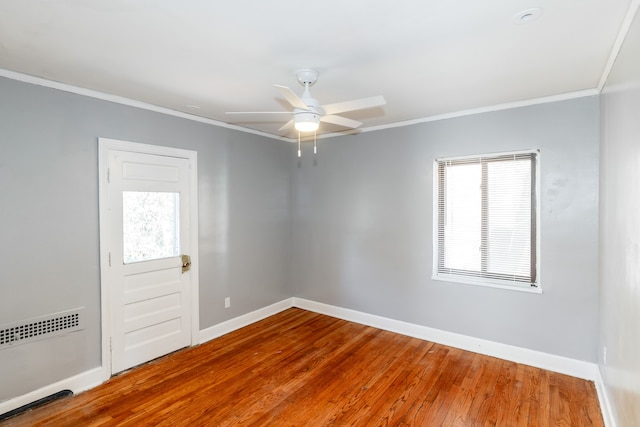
[298,132,301,157]
[314,131,317,154]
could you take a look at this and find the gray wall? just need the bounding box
[0,72,604,406]
[0,76,292,401]
[291,97,600,361]
[600,6,640,427]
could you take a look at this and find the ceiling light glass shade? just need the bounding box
[294,112,320,132]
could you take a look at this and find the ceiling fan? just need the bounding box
[226,68,386,135]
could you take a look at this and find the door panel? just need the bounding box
[108,150,191,374]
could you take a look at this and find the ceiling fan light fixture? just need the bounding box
[294,112,320,132]
[226,68,386,136]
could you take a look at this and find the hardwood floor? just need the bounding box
[1,308,603,426]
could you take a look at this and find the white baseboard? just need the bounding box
[594,367,617,427]
[2,298,614,427]
[0,367,103,417]
[0,299,294,418]
[198,298,294,344]
[293,298,619,425]
[293,298,599,380]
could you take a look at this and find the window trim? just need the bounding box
[432,149,542,293]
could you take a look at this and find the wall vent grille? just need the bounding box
[0,308,84,349]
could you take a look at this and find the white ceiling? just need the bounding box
[0,0,633,138]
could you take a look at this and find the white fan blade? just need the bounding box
[278,119,294,131]
[322,95,386,115]
[320,114,362,129]
[226,111,292,115]
[274,85,309,110]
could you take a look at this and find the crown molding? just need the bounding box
[1,68,598,143]
[598,0,640,91]
[0,68,288,142]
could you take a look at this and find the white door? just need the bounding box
[105,148,193,374]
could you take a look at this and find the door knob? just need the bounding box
[181,254,191,273]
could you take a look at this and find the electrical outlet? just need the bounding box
[603,346,607,365]
[225,297,231,309]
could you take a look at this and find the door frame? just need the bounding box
[98,137,199,380]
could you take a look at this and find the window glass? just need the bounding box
[123,191,180,264]
[442,163,481,272]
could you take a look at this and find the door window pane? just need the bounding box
[123,191,180,264]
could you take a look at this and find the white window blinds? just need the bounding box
[435,152,538,288]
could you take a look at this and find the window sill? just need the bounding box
[432,274,543,294]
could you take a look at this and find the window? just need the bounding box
[122,191,180,264]
[434,151,539,291]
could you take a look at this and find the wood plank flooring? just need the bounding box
[1,308,603,426]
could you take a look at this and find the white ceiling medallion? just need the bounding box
[513,8,543,25]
